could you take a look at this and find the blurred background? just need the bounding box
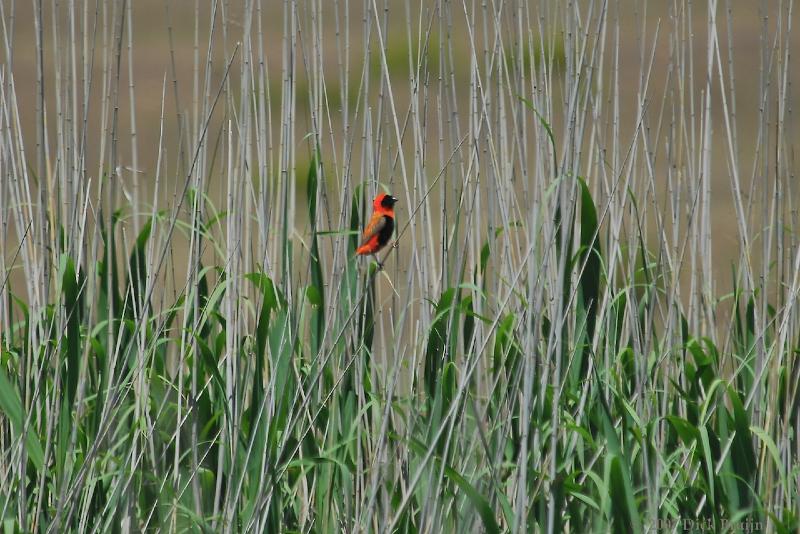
[4,1,798,285]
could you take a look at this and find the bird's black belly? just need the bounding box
[377,215,395,246]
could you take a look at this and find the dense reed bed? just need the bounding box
[1,0,798,531]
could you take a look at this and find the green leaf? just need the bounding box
[127,218,152,314]
[404,435,500,534]
[268,307,294,433]
[461,295,475,354]
[608,454,642,534]
[492,313,521,378]
[443,466,501,534]
[728,386,756,505]
[424,288,458,399]
[59,255,82,410]
[518,95,558,176]
[194,335,227,412]
[246,272,283,360]
[357,262,377,361]
[0,364,44,470]
[749,425,786,491]
[306,149,320,224]
[246,272,283,440]
[316,229,359,237]
[97,209,122,321]
[666,415,700,445]
[350,185,364,254]
[480,240,490,276]
[306,149,325,358]
[577,177,601,340]
[306,285,323,307]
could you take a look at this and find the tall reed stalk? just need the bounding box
[1,0,798,531]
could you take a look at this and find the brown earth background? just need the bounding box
[2,0,799,307]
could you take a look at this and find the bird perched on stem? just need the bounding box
[356,192,398,269]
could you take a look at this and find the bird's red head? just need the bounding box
[373,193,398,214]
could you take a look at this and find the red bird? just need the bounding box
[356,192,398,266]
